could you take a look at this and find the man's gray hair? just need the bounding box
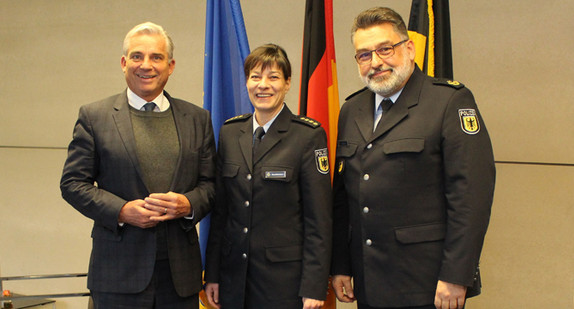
[123,22,174,59]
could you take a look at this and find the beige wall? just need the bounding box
[1,1,572,308]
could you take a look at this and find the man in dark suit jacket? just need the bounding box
[60,22,215,309]
[331,7,495,309]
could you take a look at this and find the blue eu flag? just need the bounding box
[201,0,252,268]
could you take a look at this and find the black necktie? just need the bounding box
[381,98,393,113]
[374,98,393,130]
[253,126,265,154]
[143,102,157,112]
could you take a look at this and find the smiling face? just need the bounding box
[121,33,175,102]
[353,23,415,97]
[247,63,291,125]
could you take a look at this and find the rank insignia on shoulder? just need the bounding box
[294,115,320,128]
[224,113,251,124]
[315,148,330,174]
[458,109,480,135]
[433,78,465,89]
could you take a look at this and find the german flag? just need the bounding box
[408,0,453,79]
[299,2,339,307]
[299,0,340,179]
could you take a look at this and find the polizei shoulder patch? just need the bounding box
[458,109,480,134]
[315,148,330,174]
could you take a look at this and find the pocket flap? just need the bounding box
[265,245,303,262]
[222,163,240,178]
[383,138,424,154]
[337,142,358,158]
[395,223,445,244]
[91,225,122,241]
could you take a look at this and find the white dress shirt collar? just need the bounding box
[126,88,170,112]
[252,103,285,134]
[375,88,403,111]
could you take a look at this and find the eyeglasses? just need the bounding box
[354,39,409,64]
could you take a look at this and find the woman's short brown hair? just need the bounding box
[244,44,291,79]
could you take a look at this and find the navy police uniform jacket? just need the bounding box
[331,67,496,307]
[205,106,333,309]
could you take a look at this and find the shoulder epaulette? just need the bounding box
[224,113,252,124]
[345,87,369,101]
[293,115,321,128]
[433,78,465,89]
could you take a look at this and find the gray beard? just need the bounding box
[361,61,414,97]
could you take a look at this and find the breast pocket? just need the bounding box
[336,141,358,175]
[337,141,358,158]
[381,138,425,183]
[222,163,240,178]
[382,138,425,155]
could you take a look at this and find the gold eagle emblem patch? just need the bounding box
[314,148,330,174]
[458,109,480,135]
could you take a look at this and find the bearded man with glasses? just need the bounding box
[331,7,495,309]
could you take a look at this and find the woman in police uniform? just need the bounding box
[204,44,333,309]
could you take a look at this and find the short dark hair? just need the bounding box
[244,44,291,79]
[351,7,409,42]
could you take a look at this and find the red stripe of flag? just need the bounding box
[299,0,340,179]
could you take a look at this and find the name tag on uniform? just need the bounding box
[265,171,287,179]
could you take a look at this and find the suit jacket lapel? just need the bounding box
[369,68,424,142]
[112,91,146,184]
[370,99,409,142]
[169,95,190,190]
[354,91,376,141]
[239,118,254,173]
[253,106,291,165]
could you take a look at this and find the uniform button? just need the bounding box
[242,253,247,259]
[366,143,373,149]
[246,174,252,180]
[365,239,372,246]
[363,207,369,214]
[244,201,250,207]
[243,227,249,234]
[363,174,370,181]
